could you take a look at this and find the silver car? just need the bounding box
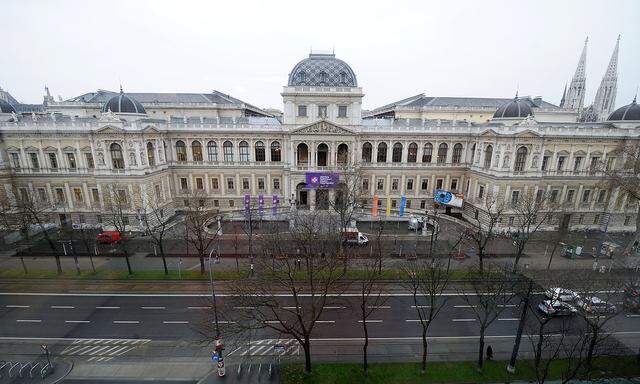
[538,300,577,317]
[545,287,579,302]
[576,296,616,314]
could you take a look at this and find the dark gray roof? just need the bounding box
[102,92,146,114]
[493,97,534,119]
[608,98,640,121]
[288,53,357,87]
[373,94,559,112]
[0,98,16,113]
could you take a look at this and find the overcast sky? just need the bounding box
[3,0,639,111]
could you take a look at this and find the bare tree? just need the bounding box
[466,193,506,273]
[183,190,222,275]
[511,189,558,272]
[458,265,517,371]
[141,191,172,275]
[356,258,389,375]
[230,210,349,373]
[102,185,135,275]
[403,257,451,374]
[328,165,363,255]
[600,142,640,255]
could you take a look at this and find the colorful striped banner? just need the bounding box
[386,197,391,217]
[399,195,407,217]
[372,195,378,217]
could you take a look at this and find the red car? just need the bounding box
[96,231,121,244]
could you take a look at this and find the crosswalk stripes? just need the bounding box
[227,338,300,357]
[59,338,151,362]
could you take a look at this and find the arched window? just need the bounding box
[452,143,463,164]
[207,141,218,161]
[362,142,372,163]
[437,143,448,164]
[270,141,281,162]
[422,143,433,163]
[470,143,476,164]
[191,140,202,162]
[484,145,493,169]
[223,141,234,162]
[175,140,187,162]
[255,141,265,162]
[147,142,155,166]
[297,143,308,165]
[407,143,418,163]
[239,141,249,162]
[392,142,403,163]
[110,143,124,169]
[298,71,307,83]
[514,146,528,172]
[317,143,328,167]
[377,143,387,163]
[337,143,349,165]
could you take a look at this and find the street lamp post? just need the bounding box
[207,248,225,377]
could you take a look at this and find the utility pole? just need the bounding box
[208,248,224,377]
[507,279,533,373]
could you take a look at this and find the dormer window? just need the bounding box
[319,71,328,84]
[298,71,307,83]
[340,72,347,85]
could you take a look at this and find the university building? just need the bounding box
[0,38,638,233]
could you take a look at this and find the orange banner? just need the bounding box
[372,195,378,217]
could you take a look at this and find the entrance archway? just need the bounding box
[317,143,328,167]
[297,143,308,166]
[296,182,308,209]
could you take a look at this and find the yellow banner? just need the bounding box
[386,197,391,217]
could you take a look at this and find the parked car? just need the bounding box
[576,296,616,314]
[545,287,579,302]
[538,300,577,317]
[96,231,121,244]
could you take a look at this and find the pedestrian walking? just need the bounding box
[486,345,493,361]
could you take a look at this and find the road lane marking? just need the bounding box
[227,346,242,356]
[282,306,298,310]
[218,321,236,324]
[65,320,90,323]
[316,320,335,324]
[265,320,283,324]
[163,321,189,324]
[324,306,346,309]
[51,305,75,309]
[96,306,120,309]
[16,319,41,323]
[498,304,517,308]
[454,305,476,308]
[142,306,166,310]
[6,305,30,308]
[234,306,256,309]
[367,305,391,309]
[452,318,476,322]
[405,319,425,322]
[113,320,140,324]
[498,318,519,321]
[626,314,640,318]
[188,306,211,310]
[411,305,431,309]
[107,346,131,356]
[358,320,383,323]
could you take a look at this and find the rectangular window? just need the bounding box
[557,156,566,171]
[582,189,591,203]
[214,199,219,207]
[377,178,384,191]
[85,153,94,169]
[541,156,549,171]
[338,105,347,118]
[229,200,235,208]
[508,216,514,226]
[55,188,65,203]
[211,178,219,190]
[239,144,249,162]
[594,214,600,224]
[67,153,77,169]
[589,157,599,174]
[624,216,631,226]
[550,189,559,203]
[318,105,327,118]
[573,156,583,172]
[406,200,411,209]
[578,214,584,224]
[180,178,188,190]
[196,177,203,190]
[297,105,307,117]
[37,188,47,202]
[566,189,575,203]
[73,188,83,203]
[436,179,443,190]
[606,157,615,171]
[420,200,426,209]
[92,188,100,203]
[362,179,369,192]
[421,179,428,190]
[597,190,606,203]
[273,178,280,190]
[18,188,28,201]
[154,185,161,201]
[511,190,520,205]
[535,189,543,203]
[478,185,485,199]
[257,178,265,190]
[242,178,250,190]
[391,199,397,208]
[406,178,414,191]
[29,153,40,170]
[391,178,399,191]
[227,178,234,190]
[11,153,21,169]
[49,153,58,169]
[450,179,458,191]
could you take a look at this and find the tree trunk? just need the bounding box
[421,326,428,373]
[159,242,168,275]
[303,337,312,373]
[534,323,544,370]
[478,249,484,273]
[585,327,598,371]
[199,254,205,274]
[122,243,133,275]
[477,326,485,371]
[622,206,640,256]
[363,317,369,375]
[43,233,62,275]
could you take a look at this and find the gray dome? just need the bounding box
[0,98,16,114]
[288,53,357,87]
[493,97,534,119]
[102,90,146,114]
[607,97,640,121]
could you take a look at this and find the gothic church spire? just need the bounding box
[564,37,588,110]
[592,35,620,120]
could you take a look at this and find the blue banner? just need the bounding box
[399,195,407,217]
[244,194,250,218]
[305,172,340,189]
[258,195,264,217]
[272,195,279,216]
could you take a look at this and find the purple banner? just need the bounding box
[258,195,264,217]
[272,195,279,216]
[305,172,340,189]
[244,194,250,218]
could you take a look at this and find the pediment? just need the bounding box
[479,129,499,137]
[43,146,58,152]
[95,125,125,134]
[62,146,76,152]
[142,125,159,133]
[6,146,19,152]
[514,129,541,138]
[24,146,38,152]
[291,120,355,135]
